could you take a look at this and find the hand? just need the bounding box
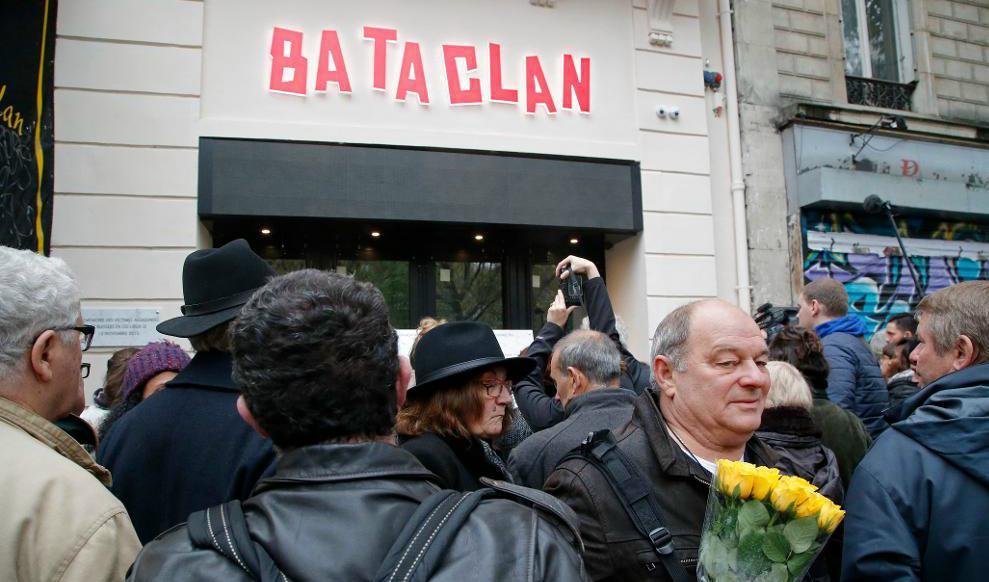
[547,290,577,327]
[555,255,600,280]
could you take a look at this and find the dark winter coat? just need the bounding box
[508,387,637,489]
[127,442,590,581]
[809,396,872,490]
[756,406,843,504]
[544,389,777,581]
[514,276,650,432]
[96,352,276,544]
[886,369,920,411]
[400,432,511,491]
[842,362,989,581]
[815,316,889,438]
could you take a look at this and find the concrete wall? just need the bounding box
[53,0,205,397]
[927,0,989,121]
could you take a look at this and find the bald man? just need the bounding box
[545,300,777,582]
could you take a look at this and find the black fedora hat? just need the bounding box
[409,321,537,396]
[156,239,276,338]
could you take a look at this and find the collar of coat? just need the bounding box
[625,389,777,479]
[165,351,239,393]
[254,441,440,491]
[564,386,637,418]
[758,406,822,438]
[0,396,113,486]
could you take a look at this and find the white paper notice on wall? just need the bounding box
[439,268,451,282]
[82,308,162,348]
[336,266,348,275]
[532,275,541,288]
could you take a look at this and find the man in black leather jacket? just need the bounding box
[127,269,588,581]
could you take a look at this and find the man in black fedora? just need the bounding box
[97,239,277,543]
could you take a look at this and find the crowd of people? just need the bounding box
[1,238,987,581]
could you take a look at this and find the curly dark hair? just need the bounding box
[231,269,399,449]
[768,326,830,397]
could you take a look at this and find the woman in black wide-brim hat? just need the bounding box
[397,321,536,491]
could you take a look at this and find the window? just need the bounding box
[841,0,913,82]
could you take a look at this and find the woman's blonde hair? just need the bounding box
[765,361,814,410]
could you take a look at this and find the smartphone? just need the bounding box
[560,269,585,307]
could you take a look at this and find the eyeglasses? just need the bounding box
[49,325,96,352]
[481,380,513,398]
[80,363,91,379]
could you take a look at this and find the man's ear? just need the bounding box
[954,335,979,371]
[652,355,678,398]
[567,366,585,394]
[396,355,411,409]
[236,395,269,438]
[29,330,59,383]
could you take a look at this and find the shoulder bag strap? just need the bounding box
[373,488,493,582]
[187,501,288,582]
[560,430,692,582]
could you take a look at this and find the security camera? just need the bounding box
[669,107,680,119]
[656,106,667,118]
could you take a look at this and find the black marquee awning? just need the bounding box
[198,138,642,234]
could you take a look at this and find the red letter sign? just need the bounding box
[363,26,397,91]
[315,30,352,93]
[901,159,920,177]
[489,43,518,103]
[562,54,590,113]
[442,45,482,105]
[269,27,307,96]
[525,55,556,114]
[396,41,429,104]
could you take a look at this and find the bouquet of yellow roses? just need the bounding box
[697,459,844,582]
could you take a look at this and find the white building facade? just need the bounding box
[46,0,751,398]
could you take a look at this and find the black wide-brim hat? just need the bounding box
[156,239,276,338]
[409,321,537,397]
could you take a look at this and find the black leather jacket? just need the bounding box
[545,390,776,581]
[128,442,589,581]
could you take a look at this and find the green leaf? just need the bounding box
[786,551,815,577]
[738,500,771,529]
[783,516,820,553]
[762,530,790,563]
[737,531,771,576]
[768,563,789,582]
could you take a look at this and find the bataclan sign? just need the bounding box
[267,25,591,115]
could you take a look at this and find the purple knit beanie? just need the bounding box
[121,341,191,399]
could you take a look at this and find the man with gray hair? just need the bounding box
[843,281,989,580]
[508,330,636,488]
[0,246,141,581]
[545,299,776,581]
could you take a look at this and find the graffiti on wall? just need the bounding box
[802,210,989,336]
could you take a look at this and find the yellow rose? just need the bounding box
[748,466,782,501]
[794,490,828,518]
[817,499,846,534]
[770,475,818,514]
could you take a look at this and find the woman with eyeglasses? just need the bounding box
[397,321,536,491]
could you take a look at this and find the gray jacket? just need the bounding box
[509,387,637,488]
[128,442,589,581]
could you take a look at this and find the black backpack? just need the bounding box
[187,487,516,582]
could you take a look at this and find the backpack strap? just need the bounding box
[187,501,288,582]
[373,488,494,582]
[559,430,692,582]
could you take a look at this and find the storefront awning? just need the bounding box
[198,138,642,234]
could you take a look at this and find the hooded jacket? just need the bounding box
[815,316,889,437]
[842,362,989,581]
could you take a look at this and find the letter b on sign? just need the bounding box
[270,27,307,95]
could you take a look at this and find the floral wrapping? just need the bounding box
[697,460,844,582]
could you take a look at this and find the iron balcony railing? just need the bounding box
[845,75,918,111]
